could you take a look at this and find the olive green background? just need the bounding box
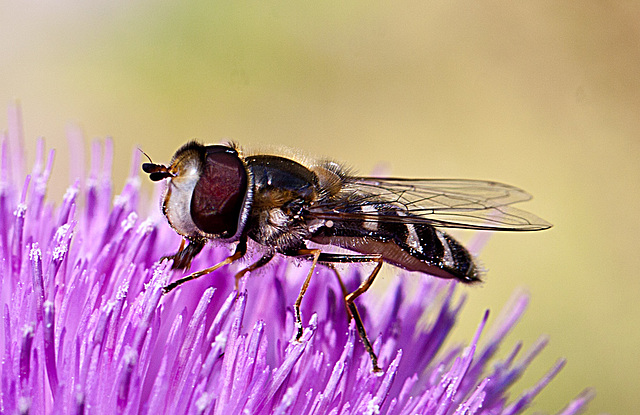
[1,2,638,414]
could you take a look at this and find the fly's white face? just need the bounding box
[162,153,202,239]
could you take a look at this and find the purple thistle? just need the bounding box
[0,105,593,414]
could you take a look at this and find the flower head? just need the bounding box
[0,106,592,414]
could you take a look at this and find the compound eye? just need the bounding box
[190,148,248,237]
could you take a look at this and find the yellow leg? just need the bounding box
[344,257,384,372]
[233,253,275,290]
[162,238,246,294]
[293,249,322,341]
[319,253,384,372]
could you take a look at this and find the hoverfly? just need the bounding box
[142,141,551,372]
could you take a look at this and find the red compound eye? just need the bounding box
[190,147,248,237]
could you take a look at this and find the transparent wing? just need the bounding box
[308,177,552,231]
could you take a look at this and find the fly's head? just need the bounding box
[142,141,252,243]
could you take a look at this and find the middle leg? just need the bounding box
[291,249,322,341]
[318,253,384,372]
[288,251,385,371]
[233,252,275,290]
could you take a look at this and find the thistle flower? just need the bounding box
[0,107,593,414]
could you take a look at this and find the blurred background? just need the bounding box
[1,1,638,413]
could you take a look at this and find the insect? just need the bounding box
[142,141,551,372]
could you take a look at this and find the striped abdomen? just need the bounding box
[310,212,480,284]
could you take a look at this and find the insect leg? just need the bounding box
[233,252,275,290]
[160,238,185,269]
[163,237,247,294]
[322,263,349,297]
[318,253,384,372]
[161,238,205,270]
[292,249,322,341]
